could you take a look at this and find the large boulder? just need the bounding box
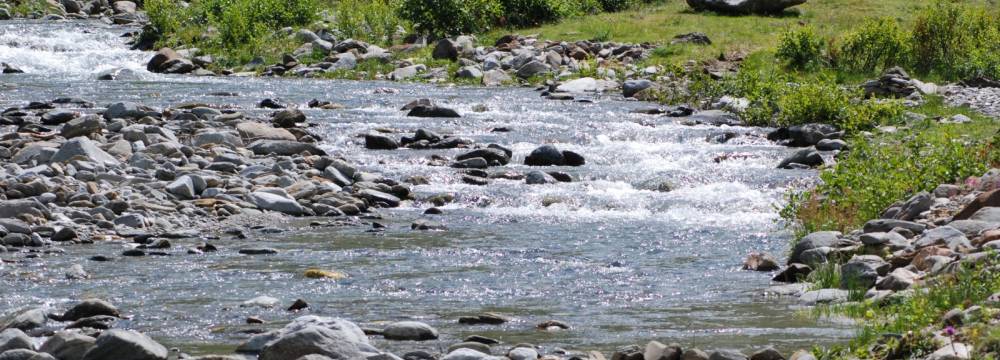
[146,48,195,74]
[0,200,49,220]
[81,330,167,360]
[60,115,103,139]
[789,231,848,264]
[250,191,308,216]
[39,332,97,360]
[839,255,889,289]
[238,316,374,358]
[60,299,120,322]
[236,122,297,142]
[382,321,439,341]
[777,147,823,169]
[0,328,33,353]
[686,0,807,14]
[50,138,120,166]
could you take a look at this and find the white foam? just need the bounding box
[0,22,151,79]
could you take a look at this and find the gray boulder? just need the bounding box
[432,39,459,61]
[840,255,890,288]
[50,138,120,166]
[0,308,47,332]
[913,226,971,251]
[524,145,565,166]
[60,115,103,139]
[442,349,496,360]
[103,102,155,121]
[81,330,167,360]
[863,219,926,234]
[0,349,57,360]
[239,316,372,358]
[525,171,558,185]
[777,147,823,169]
[0,329,33,353]
[709,351,747,360]
[516,61,548,78]
[789,231,847,264]
[623,79,654,98]
[382,321,438,341]
[61,299,120,322]
[166,176,196,200]
[686,0,807,14]
[0,200,49,220]
[39,332,96,360]
[250,192,308,216]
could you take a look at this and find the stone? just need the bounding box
[456,66,483,79]
[441,349,494,360]
[682,349,709,360]
[815,139,847,151]
[789,231,846,264]
[166,176,196,200]
[246,317,372,360]
[623,80,655,98]
[237,122,297,142]
[432,39,459,61]
[686,0,807,14]
[709,350,747,360]
[41,110,79,125]
[364,134,399,150]
[146,48,194,74]
[749,348,783,360]
[840,255,890,289]
[860,232,906,246]
[448,343,491,355]
[482,70,511,87]
[0,200,49,220]
[61,115,102,139]
[272,109,305,128]
[0,349,57,360]
[516,61,549,78]
[644,341,682,360]
[926,343,969,360]
[671,32,712,45]
[743,252,779,271]
[913,226,971,251]
[81,329,167,360]
[0,328,33,353]
[0,308,47,332]
[452,157,488,169]
[508,348,537,360]
[894,192,932,221]
[407,106,460,118]
[777,148,823,169]
[525,171,558,185]
[772,263,812,283]
[248,140,325,156]
[799,289,849,305]
[61,299,120,321]
[955,190,1000,220]
[525,145,565,166]
[50,138,120,166]
[457,149,510,166]
[863,219,926,234]
[250,192,308,216]
[39,332,96,360]
[382,321,438,341]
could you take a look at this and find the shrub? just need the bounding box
[776,82,851,128]
[398,0,502,37]
[911,1,1000,80]
[497,0,567,27]
[335,0,408,43]
[598,0,634,12]
[776,26,825,69]
[836,18,911,75]
[144,0,184,38]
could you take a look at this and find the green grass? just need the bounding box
[503,0,998,72]
[5,0,61,16]
[782,96,1000,236]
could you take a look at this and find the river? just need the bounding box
[0,20,851,356]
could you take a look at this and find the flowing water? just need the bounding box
[0,20,852,355]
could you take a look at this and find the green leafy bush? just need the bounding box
[776,26,825,69]
[911,1,1000,80]
[776,82,851,127]
[398,0,502,36]
[598,0,634,12]
[836,17,911,75]
[144,0,183,37]
[498,0,570,27]
[335,0,408,43]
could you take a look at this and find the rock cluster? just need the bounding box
[1,0,145,24]
[770,168,1000,309]
[0,97,410,257]
[686,0,807,14]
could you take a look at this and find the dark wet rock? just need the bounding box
[524,145,564,166]
[876,267,918,291]
[272,109,305,128]
[146,48,194,74]
[432,39,459,61]
[287,299,309,312]
[682,349,710,360]
[411,219,446,231]
[259,98,288,109]
[525,171,558,185]
[777,147,823,169]
[239,248,278,255]
[562,151,585,166]
[456,148,510,166]
[612,345,644,360]
[686,0,807,14]
[1,63,24,74]
[769,123,841,147]
[623,80,655,98]
[61,299,119,322]
[407,106,460,118]
[41,110,80,125]
[60,115,103,139]
[80,329,167,360]
[382,321,438,341]
[364,134,399,150]
[453,157,489,169]
[458,313,508,325]
[815,139,847,151]
[749,348,784,360]
[0,349,57,360]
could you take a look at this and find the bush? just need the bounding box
[144,0,183,37]
[335,0,408,43]
[398,0,502,37]
[776,82,851,128]
[836,18,911,75]
[498,0,569,27]
[776,26,825,69]
[598,0,634,12]
[911,1,1000,80]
